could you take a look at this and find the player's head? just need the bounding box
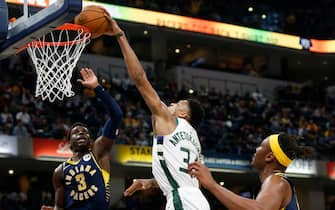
[251,134,315,170]
[67,122,92,152]
[167,99,205,128]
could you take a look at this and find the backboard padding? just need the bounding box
[0,0,82,60]
[0,0,8,42]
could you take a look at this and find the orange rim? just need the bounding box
[56,23,90,33]
[17,23,91,52]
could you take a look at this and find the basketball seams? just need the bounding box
[79,16,106,25]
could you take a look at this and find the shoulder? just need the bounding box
[53,163,64,183]
[262,173,291,194]
[53,163,66,179]
[54,163,64,173]
[177,118,190,128]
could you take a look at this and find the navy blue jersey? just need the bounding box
[62,152,110,210]
[274,173,300,210]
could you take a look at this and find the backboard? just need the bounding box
[0,0,82,60]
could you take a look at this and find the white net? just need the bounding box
[27,25,91,102]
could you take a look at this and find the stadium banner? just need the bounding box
[327,162,335,179]
[114,145,252,170]
[33,138,72,158]
[115,144,152,164]
[5,0,335,53]
[285,159,317,175]
[0,134,18,155]
[204,156,251,170]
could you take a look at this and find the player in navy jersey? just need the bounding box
[189,134,315,210]
[41,68,123,210]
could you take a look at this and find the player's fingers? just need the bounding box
[87,68,95,78]
[80,68,89,80]
[77,79,84,84]
[123,189,132,196]
[104,13,113,23]
[188,162,201,170]
[123,182,141,196]
[123,186,137,196]
[189,168,199,177]
[103,10,111,17]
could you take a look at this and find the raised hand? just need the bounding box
[123,179,154,196]
[103,14,123,37]
[78,67,99,89]
[188,162,217,190]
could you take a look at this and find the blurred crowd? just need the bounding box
[108,0,335,39]
[0,55,335,161]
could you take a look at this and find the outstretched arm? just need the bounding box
[123,178,160,196]
[104,16,170,120]
[189,162,290,210]
[78,68,123,161]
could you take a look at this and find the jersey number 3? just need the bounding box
[179,147,190,174]
[75,173,87,191]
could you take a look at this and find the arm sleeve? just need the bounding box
[94,85,123,139]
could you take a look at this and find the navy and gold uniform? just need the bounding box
[62,152,110,210]
[274,173,300,210]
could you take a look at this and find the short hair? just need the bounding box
[278,134,315,160]
[67,122,90,141]
[187,99,205,129]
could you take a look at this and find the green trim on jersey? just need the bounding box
[159,159,184,210]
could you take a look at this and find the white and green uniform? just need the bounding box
[152,118,210,210]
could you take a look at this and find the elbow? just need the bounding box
[114,109,123,124]
[110,109,123,127]
[133,71,147,85]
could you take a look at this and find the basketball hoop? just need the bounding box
[25,23,91,102]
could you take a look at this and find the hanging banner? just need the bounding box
[33,138,72,158]
[204,156,251,170]
[286,159,317,175]
[115,145,152,164]
[0,134,18,155]
[327,162,335,179]
[5,0,335,53]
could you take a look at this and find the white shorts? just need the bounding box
[165,187,210,210]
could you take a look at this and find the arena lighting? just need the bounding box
[36,156,67,162]
[248,7,253,12]
[123,162,152,167]
[8,169,14,175]
[0,153,12,157]
[210,168,248,174]
[285,173,313,178]
[5,0,335,53]
[219,181,225,186]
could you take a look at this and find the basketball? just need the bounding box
[74,5,111,39]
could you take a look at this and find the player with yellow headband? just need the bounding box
[189,134,315,210]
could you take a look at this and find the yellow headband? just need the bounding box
[269,134,292,167]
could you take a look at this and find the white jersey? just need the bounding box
[152,118,210,210]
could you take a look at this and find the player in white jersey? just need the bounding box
[104,17,210,210]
